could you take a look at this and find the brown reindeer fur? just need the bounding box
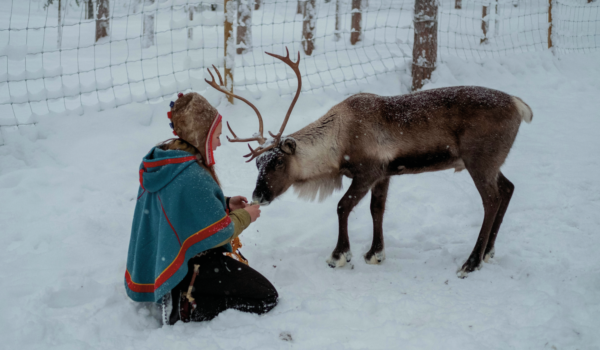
[251,86,532,278]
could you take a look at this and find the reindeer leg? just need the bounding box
[483,172,514,263]
[365,177,390,265]
[327,178,372,268]
[457,171,502,278]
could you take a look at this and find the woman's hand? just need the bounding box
[229,196,248,211]
[243,204,261,223]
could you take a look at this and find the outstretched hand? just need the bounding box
[229,196,248,211]
[243,204,261,223]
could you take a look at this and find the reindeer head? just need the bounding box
[205,47,302,206]
[251,137,298,205]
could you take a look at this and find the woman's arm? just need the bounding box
[212,209,251,248]
[229,209,252,237]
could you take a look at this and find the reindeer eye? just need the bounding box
[276,158,284,167]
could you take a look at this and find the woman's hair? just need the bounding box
[158,138,221,187]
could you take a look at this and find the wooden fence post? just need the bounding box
[351,0,362,45]
[455,0,461,9]
[224,0,235,103]
[481,5,488,44]
[411,0,438,91]
[302,0,316,55]
[237,0,252,54]
[96,0,109,42]
[548,0,553,48]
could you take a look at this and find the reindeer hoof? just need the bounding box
[326,251,352,268]
[456,268,470,279]
[456,257,483,278]
[364,250,386,265]
[483,247,495,263]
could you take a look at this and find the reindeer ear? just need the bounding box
[280,138,296,155]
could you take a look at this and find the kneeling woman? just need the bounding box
[125,92,278,325]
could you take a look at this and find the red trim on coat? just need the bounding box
[125,216,232,294]
[158,194,182,247]
[125,270,154,293]
[139,169,146,190]
[143,155,196,169]
[139,156,196,189]
[205,113,222,166]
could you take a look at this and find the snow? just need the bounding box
[1,0,600,348]
[1,50,600,349]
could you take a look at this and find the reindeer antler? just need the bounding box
[205,65,266,145]
[205,48,302,162]
[264,47,302,144]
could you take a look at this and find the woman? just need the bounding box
[125,92,278,325]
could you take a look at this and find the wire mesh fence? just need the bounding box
[1,0,599,146]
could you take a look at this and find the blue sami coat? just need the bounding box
[125,147,234,303]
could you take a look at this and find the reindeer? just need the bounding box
[205,48,533,278]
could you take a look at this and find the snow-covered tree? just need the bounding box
[237,0,253,54]
[142,0,155,48]
[96,0,109,41]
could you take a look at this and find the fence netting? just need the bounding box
[1,0,599,145]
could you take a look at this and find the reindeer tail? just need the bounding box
[512,96,533,124]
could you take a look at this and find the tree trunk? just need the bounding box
[455,0,462,9]
[87,0,94,20]
[297,0,303,15]
[548,0,553,48]
[237,0,252,54]
[142,0,155,48]
[334,0,341,41]
[188,6,193,40]
[302,0,316,55]
[495,1,500,37]
[480,5,488,44]
[224,0,235,103]
[411,0,438,91]
[351,0,361,45]
[95,0,109,42]
[58,0,62,49]
[255,0,261,10]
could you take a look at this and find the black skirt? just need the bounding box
[167,247,278,324]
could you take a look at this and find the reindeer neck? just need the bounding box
[290,115,341,181]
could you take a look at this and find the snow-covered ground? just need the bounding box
[1,50,600,349]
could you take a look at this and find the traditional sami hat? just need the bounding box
[168,92,221,166]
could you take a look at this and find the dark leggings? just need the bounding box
[169,248,278,324]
